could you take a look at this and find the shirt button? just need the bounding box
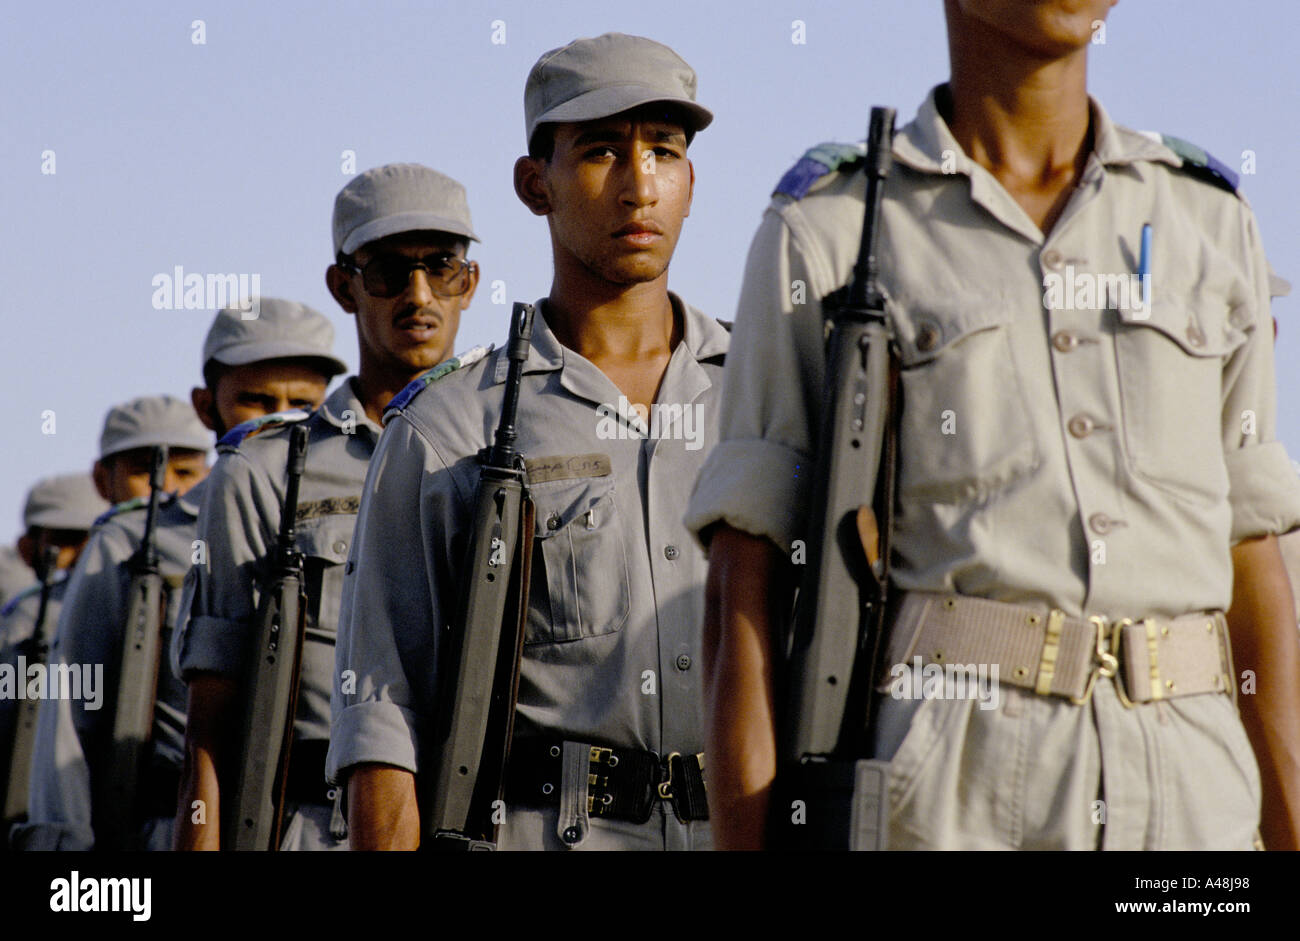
[916,322,942,352]
[333,540,348,555]
[676,654,692,671]
[562,826,580,844]
[1051,330,1080,353]
[1088,512,1113,535]
[1067,414,1095,438]
[547,513,562,531]
[1041,248,1065,271]
[1185,323,1206,348]
[664,545,679,560]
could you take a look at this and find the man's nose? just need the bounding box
[403,265,437,306]
[621,148,659,206]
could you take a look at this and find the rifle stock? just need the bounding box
[225,422,310,851]
[1,544,61,831]
[98,445,169,850]
[425,301,536,851]
[772,107,897,849]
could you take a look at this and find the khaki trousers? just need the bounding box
[871,676,1261,850]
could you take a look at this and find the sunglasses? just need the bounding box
[340,252,476,298]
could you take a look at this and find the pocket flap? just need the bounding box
[894,293,1009,366]
[530,472,616,538]
[1116,295,1248,357]
[294,512,356,563]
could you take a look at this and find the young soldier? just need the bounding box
[0,474,108,612]
[174,165,479,850]
[689,0,1300,850]
[11,299,344,851]
[329,33,722,851]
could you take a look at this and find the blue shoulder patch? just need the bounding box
[774,142,867,199]
[217,409,312,449]
[382,345,493,424]
[0,585,35,618]
[93,495,148,528]
[1161,133,1240,194]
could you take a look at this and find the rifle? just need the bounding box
[97,445,169,850]
[1,544,61,832]
[424,301,537,851]
[225,422,310,851]
[771,107,898,850]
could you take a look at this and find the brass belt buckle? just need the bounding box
[657,751,680,801]
[1071,615,1119,705]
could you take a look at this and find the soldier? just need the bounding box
[688,0,1300,850]
[0,475,107,612]
[1,398,209,832]
[173,164,479,850]
[328,33,722,851]
[11,299,344,851]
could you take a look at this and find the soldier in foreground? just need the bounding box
[329,33,723,850]
[173,165,479,850]
[689,0,1300,849]
[12,300,343,851]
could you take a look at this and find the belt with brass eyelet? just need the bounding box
[504,739,708,823]
[879,592,1235,707]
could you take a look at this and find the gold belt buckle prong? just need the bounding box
[1112,617,1137,708]
[1071,615,1120,705]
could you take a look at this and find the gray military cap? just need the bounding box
[524,32,714,147]
[203,297,347,377]
[333,163,478,257]
[22,473,109,531]
[99,395,211,459]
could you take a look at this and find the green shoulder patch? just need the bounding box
[217,409,312,450]
[382,345,492,423]
[1159,133,1240,194]
[774,142,866,199]
[93,495,148,528]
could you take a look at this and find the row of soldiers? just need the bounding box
[5,6,1300,852]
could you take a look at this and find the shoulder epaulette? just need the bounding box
[217,409,312,449]
[382,345,493,422]
[1159,133,1240,194]
[774,142,867,200]
[0,570,68,618]
[93,495,148,527]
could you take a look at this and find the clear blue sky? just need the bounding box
[3,0,1298,539]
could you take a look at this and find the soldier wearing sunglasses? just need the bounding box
[172,163,479,850]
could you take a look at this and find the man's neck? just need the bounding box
[353,366,416,427]
[545,263,679,363]
[945,28,1093,233]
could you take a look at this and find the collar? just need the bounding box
[893,84,1181,177]
[490,293,728,385]
[318,377,383,435]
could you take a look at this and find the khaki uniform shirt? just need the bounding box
[174,380,379,806]
[327,297,727,850]
[13,488,201,851]
[0,546,33,610]
[685,87,1300,621]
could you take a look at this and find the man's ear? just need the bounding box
[191,386,217,432]
[684,158,695,219]
[514,156,552,217]
[17,533,35,569]
[91,460,112,502]
[326,264,359,314]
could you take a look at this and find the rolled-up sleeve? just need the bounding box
[685,203,829,554]
[327,414,462,783]
[1221,205,1300,544]
[174,451,277,679]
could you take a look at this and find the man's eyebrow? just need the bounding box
[571,124,688,147]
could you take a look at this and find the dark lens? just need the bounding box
[361,256,410,297]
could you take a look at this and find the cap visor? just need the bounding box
[341,211,479,255]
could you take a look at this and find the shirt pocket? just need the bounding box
[1112,295,1248,505]
[525,475,630,645]
[893,296,1040,504]
[293,513,354,640]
